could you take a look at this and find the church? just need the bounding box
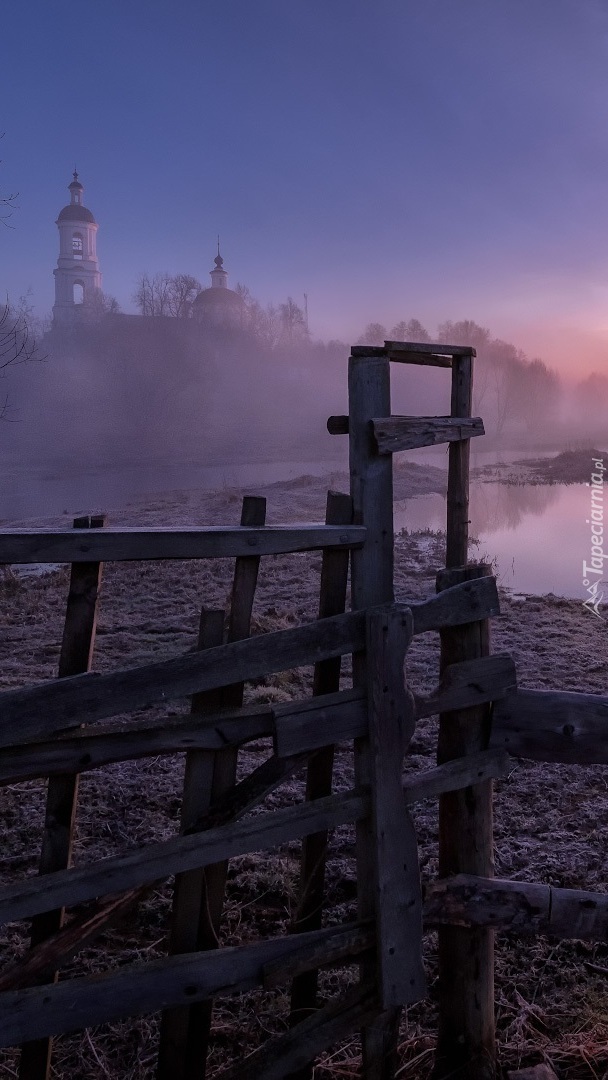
[52,172,245,328]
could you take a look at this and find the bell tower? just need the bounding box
[53,170,102,324]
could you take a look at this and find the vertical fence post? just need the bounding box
[435,348,496,1079]
[365,605,425,1009]
[288,490,352,1079]
[19,512,105,1080]
[348,351,401,1079]
[157,495,266,1080]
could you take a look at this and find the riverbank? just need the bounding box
[0,470,605,1078]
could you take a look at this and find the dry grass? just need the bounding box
[0,469,607,1077]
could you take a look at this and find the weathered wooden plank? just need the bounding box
[403,750,511,804]
[349,354,394,610]
[0,583,500,749]
[372,416,484,454]
[274,690,366,757]
[490,688,608,764]
[410,573,499,635]
[0,888,145,992]
[351,342,475,359]
[0,708,276,784]
[425,875,608,942]
[0,923,372,1048]
[217,986,379,1080]
[327,414,349,435]
[435,563,496,1080]
[289,491,352,1070]
[20,513,105,1080]
[384,340,476,357]
[0,524,366,565]
[348,351,399,1079]
[157,608,226,1080]
[385,350,453,368]
[0,791,369,926]
[188,752,309,834]
[366,607,425,1007]
[446,354,473,567]
[0,610,365,745]
[416,654,516,718]
[264,921,373,989]
[350,345,388,357]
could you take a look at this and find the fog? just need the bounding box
[2,298,607,523]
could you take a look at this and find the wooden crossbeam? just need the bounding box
[384,340,476,357]
[0,580,499,748]
[0,525,366,565]
[372,415,484,454]
[490,687,608,764]
[0,923,374,1049]
[0,791,369,927]
[350,342,475,367]
[425,875,608,942]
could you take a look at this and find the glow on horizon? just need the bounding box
[2,0,608,381]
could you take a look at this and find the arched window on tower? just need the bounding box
[72,232,83,260]
[73,283,84,305]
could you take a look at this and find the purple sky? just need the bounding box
[2,0,608,375]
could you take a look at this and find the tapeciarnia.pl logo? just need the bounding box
[582,457,606,619]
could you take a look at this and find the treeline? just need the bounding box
[357,317,562,438]
[132,272,310,348]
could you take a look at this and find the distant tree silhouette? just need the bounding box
[359,322,387,346]
[0,297,43,419]
[389,318,430,343]
[132,272,201,317]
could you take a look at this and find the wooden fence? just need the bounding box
[0,339,607,1079]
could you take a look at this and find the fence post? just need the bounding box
[288,490,353,1079]
[19,513,105,1080]
[434,350,496,1079]
[157,495,266,1080]
[348,351,401,1079]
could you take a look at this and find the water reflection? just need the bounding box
[396,483,588,599]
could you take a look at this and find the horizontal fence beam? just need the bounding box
[0,653,512,782]
[0,525,366,565]
[402,750,511,804]
[350,342,475,362]
[425,874,608,942]
[0,707,276,784]
[372,416,485,454]
[0,791,369,926]
[385,340,476,358]
[416,654,516,719]
[490,688,608,764]
[0,922,373,1048]
[0,580,499,747]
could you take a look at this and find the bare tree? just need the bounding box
[278,297,308,345]
[358,322,387,346]
[166,274,201,317]
[133,272,200,317]
[0,134,18,228]
[0,297,43,419]
[389,318,430,343]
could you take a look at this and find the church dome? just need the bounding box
[191,242,244,325]
[57,203,96,224]
[192,287,243,309]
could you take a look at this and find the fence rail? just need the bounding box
[0,524,366,564]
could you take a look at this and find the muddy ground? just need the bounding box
[0,462,606,1079]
